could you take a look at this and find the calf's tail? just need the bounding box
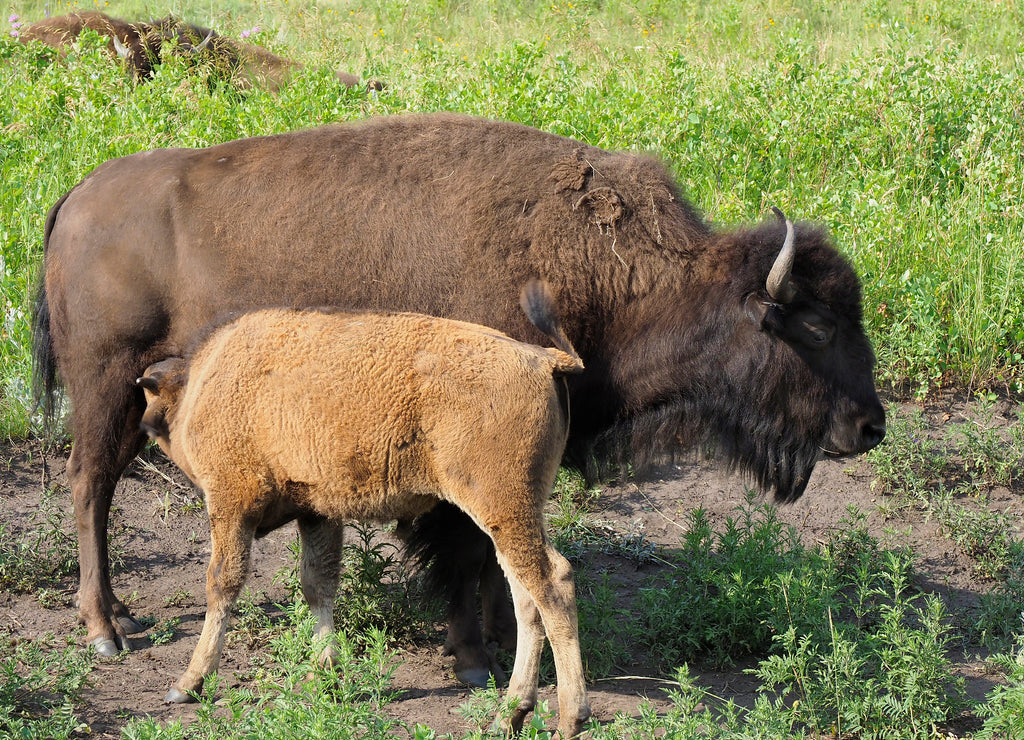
[519,279,583,374]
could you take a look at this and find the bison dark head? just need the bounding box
[593,211,885,502]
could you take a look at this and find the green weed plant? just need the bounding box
[0,633,91,739]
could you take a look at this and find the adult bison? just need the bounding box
[33,112,885,688]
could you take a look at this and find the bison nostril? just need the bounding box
[862,421,886,449]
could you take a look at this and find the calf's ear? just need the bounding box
[137,357,187,394]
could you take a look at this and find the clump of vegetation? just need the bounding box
[548,470,658,566]
[333,523,437,644]
[0,633,91,739]
[976,633,1024,739]
[122,605,405,740]
[0,487,77,594]
[638,495,827,666]
[271,522,437,646]
[868,399,1024,647]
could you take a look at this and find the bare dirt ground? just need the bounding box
[1,394,1022,737]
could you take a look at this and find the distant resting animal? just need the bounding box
[17,11,382,92]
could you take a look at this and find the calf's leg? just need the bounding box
[489,525,589,739]
[297,515,343,666]
[166,503,254,703]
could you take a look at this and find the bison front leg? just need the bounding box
[297,515,343,667]
[165,508,254,704]
[406,503,507,687]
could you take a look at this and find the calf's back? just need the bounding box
[165,309,577,524]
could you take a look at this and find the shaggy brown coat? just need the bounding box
[17,11,377,92]
[34,112,884,684]
[137,299,588,737]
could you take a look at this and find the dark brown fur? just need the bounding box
[18,11,373,91]
[33,113,884,681]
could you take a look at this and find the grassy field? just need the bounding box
[2,0,1023,433]
[2,0,1024,737]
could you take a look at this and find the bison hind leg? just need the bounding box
[404,502,508,687]
[64,363,150,656]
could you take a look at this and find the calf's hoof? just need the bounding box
[164,686,197,704]
[556,718,589,739]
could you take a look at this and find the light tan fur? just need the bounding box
[140,307,589,738]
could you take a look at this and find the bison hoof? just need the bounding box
[90,635,126,658]
[164,686,197,704]
[118,615,146,635]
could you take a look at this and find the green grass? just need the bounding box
[0,633,92,739]
[0,485,79,594]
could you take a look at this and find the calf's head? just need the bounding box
[136,357,188,463]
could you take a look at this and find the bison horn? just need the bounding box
[111,34,131,60]
[195,30,215,51]
[766,207,797,303]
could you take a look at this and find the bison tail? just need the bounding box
[31,192,71,436]
[519,279,583,373]
[31,280,61,434]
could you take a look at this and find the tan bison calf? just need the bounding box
[136,283,590,737]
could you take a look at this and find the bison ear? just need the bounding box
[743,293,784,333]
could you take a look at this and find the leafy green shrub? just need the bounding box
[0,634,91,739]
[866,405,947,503]
[754,567,965,739]
[122,604,405,739]
[637,494,833,666]
[333,524,437,644]
[976,636,1024,739]
[0,489,78,593]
